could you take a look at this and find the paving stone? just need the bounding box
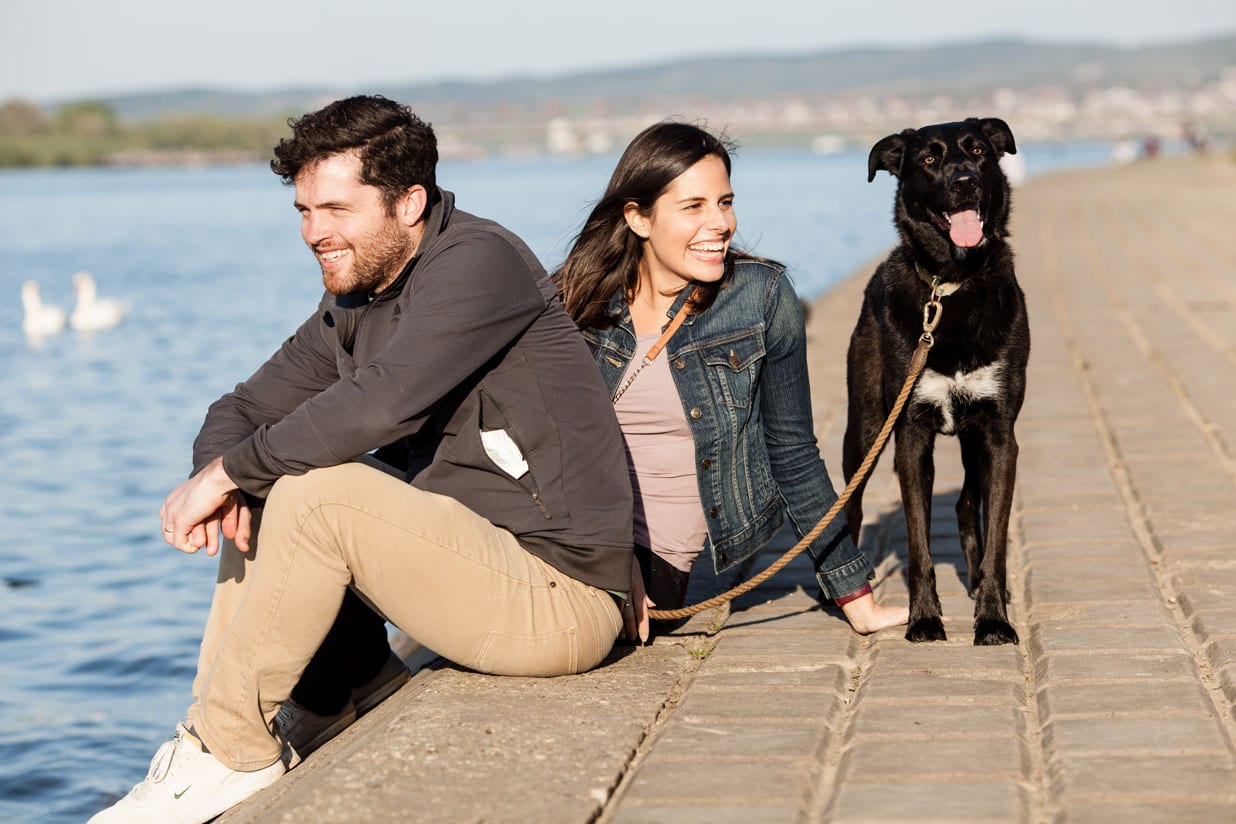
[1220,664,1236,707]
[622,753,812,803]
[1043,715,1230,755]
[1203,635,1236,672]
[1189,608,1236,640]
[1027,576,1162,605]
[1057,801,1236,823]
[1024,560,1152,584]
[675,685,840,723]
[937,592,988,617]
[1037,678,1214,719]
[846,701,1025,740]
[1172,565,1236,592]
[1178,587,1236,616]
[925,565,975,594]
[651,719,825,759]
[1019,466,1114,493]
[723,607,849,634]
[828,778,1028,822]
[1033,651,1196,684]
[692,665,849,690]
[1158,536,1236,561]
[1020,511,1136,545]
[1047,753,1236,802]
[840,737,1028,781]
[1016,489,1124,511]
[860,674,1025,705]
[612,803,802,824]
[1019,540,1146,564]
[1125,460,1231,495]
[1111,428,1212,458]
[1151,528,1236,553]
[1032,599,1173,625]
[1151,509,1236,535]
[1028,623,1186,657]
[1142,496,1236,527]
[873,642,1022,676]
[707,629,858,664]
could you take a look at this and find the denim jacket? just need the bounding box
[581,259,872,599]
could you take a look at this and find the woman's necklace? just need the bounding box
[611,288,694,404]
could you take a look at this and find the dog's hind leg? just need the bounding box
[971,426,1020,646]
[896,429,947,642]
[957,432,985,594]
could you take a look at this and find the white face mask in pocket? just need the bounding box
[480,428,529,480]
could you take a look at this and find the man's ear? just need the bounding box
[623,202,651,239]
[397,185,429,227]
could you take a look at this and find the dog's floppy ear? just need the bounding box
[970,117,1017,157]
[868,130,912,182]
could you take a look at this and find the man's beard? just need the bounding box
[321,216,416,297]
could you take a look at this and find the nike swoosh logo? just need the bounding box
[174,786,191,799]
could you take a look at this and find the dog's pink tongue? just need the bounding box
[949,209,983,247]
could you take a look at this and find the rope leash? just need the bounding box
[646,276,950,621]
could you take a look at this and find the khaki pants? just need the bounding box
[185,462,622,771]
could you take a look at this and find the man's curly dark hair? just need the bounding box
[271,95,438,212]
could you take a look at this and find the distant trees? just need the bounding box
[0,98,288,168]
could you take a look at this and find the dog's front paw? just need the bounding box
[973,618,1019,646]
[906,617,947,643]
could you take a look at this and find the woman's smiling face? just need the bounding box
[627,153,736,294]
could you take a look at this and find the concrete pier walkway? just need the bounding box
[221,155,1236,823]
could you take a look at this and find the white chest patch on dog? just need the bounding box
[913,363,1004,435]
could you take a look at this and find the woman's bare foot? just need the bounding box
[840,592,909,634]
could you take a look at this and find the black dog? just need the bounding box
[843,117,1028,645]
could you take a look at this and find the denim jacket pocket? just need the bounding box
[700,329,765,408]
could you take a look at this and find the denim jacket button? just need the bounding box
[700,458,711,470]
[689,407,702,419]
[708,506,718,518]
[673,358,685,370]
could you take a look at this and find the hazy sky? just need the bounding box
[3,0,1234,103]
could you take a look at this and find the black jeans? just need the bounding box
[634,545,691,613]
[290,588,391,714]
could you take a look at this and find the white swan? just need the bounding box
[70,271,126,332]
[21,280,67,338]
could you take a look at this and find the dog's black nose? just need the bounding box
[949,171,981,200]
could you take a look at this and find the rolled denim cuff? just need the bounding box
[814,551,875,601]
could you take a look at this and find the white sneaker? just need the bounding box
[88,723,285,824]
[276,651,410,764]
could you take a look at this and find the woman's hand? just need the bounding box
[620,554,655,644]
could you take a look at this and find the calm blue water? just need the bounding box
[0,142,1112,823]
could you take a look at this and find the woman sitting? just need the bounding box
[554,122,908,641]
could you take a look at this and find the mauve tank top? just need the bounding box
[613,333,708,573]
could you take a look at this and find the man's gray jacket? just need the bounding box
[192,190,634,593]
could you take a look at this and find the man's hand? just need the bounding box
[159,457,239,556]
[218,493,253,553]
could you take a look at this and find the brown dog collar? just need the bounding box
[915,263,961,296]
